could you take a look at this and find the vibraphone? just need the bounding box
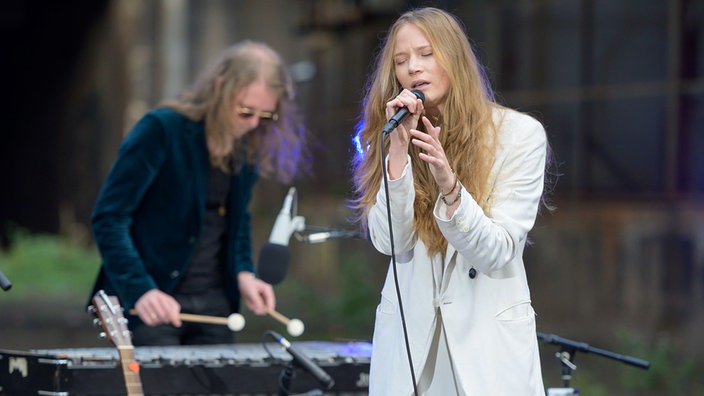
[0,341,371,395]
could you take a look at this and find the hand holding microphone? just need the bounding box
[383,89,425,135]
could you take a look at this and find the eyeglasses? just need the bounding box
[236,106,279,121]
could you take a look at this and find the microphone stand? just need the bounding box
[537,331,650,393]
[263,330,329,396]
[0,269,12,292]
[278,363,295,396]
[293,226,363,244]
[277,363,323,396]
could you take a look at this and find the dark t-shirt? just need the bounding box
[175,166,231,294]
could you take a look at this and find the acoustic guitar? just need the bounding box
[91,290,145,396]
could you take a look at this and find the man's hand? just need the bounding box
[238,271,276,315]
[134,289,182,327]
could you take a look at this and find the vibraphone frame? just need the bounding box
[0,341,371,395]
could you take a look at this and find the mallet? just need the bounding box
[129,310,245,332]
[266,307,305,337]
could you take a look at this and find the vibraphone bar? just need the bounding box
[0,341,371,395]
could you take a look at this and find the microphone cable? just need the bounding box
[380,133,419,396]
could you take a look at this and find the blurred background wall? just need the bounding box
[1,0,703,393]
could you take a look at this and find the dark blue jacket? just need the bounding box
[90,108,257,314]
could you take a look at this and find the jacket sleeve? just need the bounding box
[232,211,251,273]
[436,115,547,274]
[368,156,418,255]
[91,113,167,306]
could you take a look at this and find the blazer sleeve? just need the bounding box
[368,155,418,255]
[436,113,547,274]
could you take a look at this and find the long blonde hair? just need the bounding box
[350,7,501,255]
[162,41,309,183]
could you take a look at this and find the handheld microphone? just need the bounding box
[382,89,425,135]
[257,187,305,285]
[267,330,335,390]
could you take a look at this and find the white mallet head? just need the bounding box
[227,313,246,332]
[287,318,305,337]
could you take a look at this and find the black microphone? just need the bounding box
[267,330,335,390]
[257,187,305,285]
[257,243,289,285]
[382,89,425,135]
[0,269,11,291]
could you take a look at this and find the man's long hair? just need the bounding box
[163,41,310,183]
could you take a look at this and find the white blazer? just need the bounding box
[368,108,547,395]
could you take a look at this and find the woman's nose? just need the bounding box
[408,57,421,74]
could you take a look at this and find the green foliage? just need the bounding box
[618,331,704,396]
[3,227,704,396]
[267,250,378,341]
[330,251,378,335]
[567,372,609,396]
[0,226,100,300]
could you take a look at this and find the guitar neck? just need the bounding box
[117,346,144,396]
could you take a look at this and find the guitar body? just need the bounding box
[91,290,145,396]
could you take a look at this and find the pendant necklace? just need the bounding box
[215,166,231,217]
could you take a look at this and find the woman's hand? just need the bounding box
[411,116,455,193]
[385,89,425,179]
